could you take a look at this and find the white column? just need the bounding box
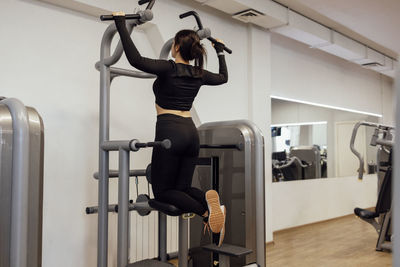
[247,25,273,243]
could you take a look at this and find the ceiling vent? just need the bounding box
[232,9,265,23]
[362,62,383,68]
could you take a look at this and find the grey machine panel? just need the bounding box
[190,120,266,267]
[0,102,44,267]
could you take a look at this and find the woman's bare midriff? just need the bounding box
[156,104,191,118]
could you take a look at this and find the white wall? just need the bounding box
[270,33,395,233]
[271,33,393,116]
[272,174,378,231]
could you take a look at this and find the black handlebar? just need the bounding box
[100,14,141,21]
[179,11,204,29]
[208,37,233,54]
[179,11,232,54]
[138,0,155,9]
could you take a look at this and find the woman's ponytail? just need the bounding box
[191,41,206,70]
[174,29,207,71]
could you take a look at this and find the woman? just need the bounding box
[113,12,228,246]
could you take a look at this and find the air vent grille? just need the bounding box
[362,62,384,67]
[232,9,265,23]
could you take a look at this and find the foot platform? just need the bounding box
[127,259,174,267]
[203,243,253,267]
[203,243,252,257]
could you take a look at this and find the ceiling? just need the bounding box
[273,0,400,59]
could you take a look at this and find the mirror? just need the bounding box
[271,98,379,182]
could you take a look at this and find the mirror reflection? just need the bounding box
[271,98,379,182]
[272,123,327,181]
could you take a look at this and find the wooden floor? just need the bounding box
[266,215,392,267]
[170,215,391,266]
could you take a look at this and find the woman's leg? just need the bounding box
[155,189,207,216]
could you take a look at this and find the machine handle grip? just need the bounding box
[130,139,171,151]
[138,0,155,9]
[208,37,232,54]
[100,14,141,21]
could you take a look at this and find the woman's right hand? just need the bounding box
[212,39,225,53]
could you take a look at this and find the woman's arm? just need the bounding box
[202,42,228,85]
[114,16,173,75]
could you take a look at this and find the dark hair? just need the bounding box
[174,29,206,70]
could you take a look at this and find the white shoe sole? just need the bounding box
[206,190,224,234]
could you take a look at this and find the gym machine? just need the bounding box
[351,121,395,252]
[88,1,244,267]
[0,98,44,267]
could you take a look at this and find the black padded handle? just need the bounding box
[130,139,171,151]
[179,11,203,29]
[179,11,232,54]
[138,0,155,9]
[209,37,233,54]
[100,14,141,21]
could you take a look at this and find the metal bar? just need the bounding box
[1,98,30,267]
[394,72,400,266]
[93,169,146,179]
[350,122,366,179]
[376,211,391,251]
[158,213,167,262]
[86,205,117,215]
[96,21,137,67]
[159,38,174,60]
[219,254,230,267]
[350,121,395,180]
[249,123,266,267]
[178,216,188,267]
[375,138,395,147]
[101,140,131,151]
[98,23,112,266]
[273,156,309,169]
[117,149,130,267]
[110,67,156,79]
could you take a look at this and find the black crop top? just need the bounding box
[115,17,228,111]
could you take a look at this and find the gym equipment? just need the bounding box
[290,146,321,179]
[272,153,310,181]
[179,11,233,54]
[351,121,395,252]
[0,98,44,267]
[90,2,239,266]
[190,121,265,267]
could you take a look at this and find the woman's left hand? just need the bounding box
[112,11,126,17]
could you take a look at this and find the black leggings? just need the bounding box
[151,114,208,216]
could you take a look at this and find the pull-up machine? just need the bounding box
[88,1,235,267]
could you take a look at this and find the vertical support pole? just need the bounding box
[3,99,30,267]
[394,68,400,267]
[117,149,130,267]
[98,36,112,267]
[219,255,230,267]
[158,212,168,262]
[178,216,189,267]
[211,157,219,264]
